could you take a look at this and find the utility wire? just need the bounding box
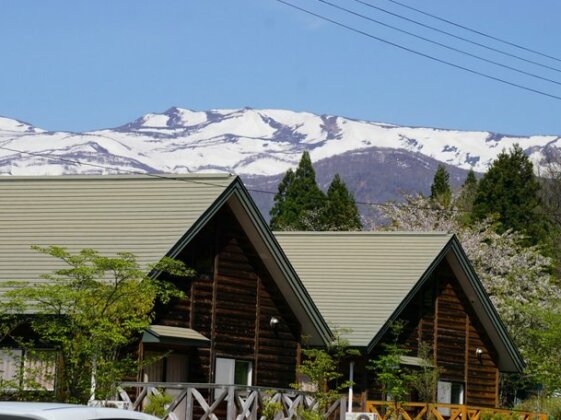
[0,146,228,190]
[351,0,561,74]
[2,144,561,217]
[316,0,561,87]
[384,0,561,64]
[0,144,466,211]
[275,0,561,102]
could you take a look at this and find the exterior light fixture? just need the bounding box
[269,316,280,329]
[475,347,483,361]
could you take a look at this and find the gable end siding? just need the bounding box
[153,206,301,387]
[370,259,500,407]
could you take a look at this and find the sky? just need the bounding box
[2,0,561,135]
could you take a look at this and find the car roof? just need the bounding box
[0,402,160,420]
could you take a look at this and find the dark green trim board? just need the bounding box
[275,232,524,373]
[366,239,451,354]
[231,180,333,345]
[157,177,332,346]
[164,177,240,260]
[448,239,525,372]
[0,174,331,347]
[142,325,210,347]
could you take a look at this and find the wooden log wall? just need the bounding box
[369,259,500,407]
[152,205,301,388]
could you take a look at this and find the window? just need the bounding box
[215,358,252,386]
[23,350,56,391]
[143,352,189,383]
[0,348,56,391]
[0,349,22,387]
[437,380,464,415]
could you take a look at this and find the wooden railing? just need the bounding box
[91,382,347,420]
[365,401,548,420]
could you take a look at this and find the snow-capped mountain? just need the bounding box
[0,107,559,220]
[1,107,559,177]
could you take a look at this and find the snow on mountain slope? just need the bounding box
[0,107,559,177]
[0,116,45,134]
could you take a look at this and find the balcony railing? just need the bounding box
[92,384,548,420]
[365,401,547,420]
[92,381,347,419]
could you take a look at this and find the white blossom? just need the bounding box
[378,195,560,344]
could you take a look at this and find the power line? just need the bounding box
[0,144,463,211]
[0,146,231,190]
[3,144,561,218]
[275,0,561,102]
[316,0,561,87]
[351,0,561,74]
[384,0,561,64]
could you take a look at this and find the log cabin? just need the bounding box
[0,174,330,392]
[274,232,524,408]
[0,174,522,408]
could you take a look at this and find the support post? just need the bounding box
[227,385,236,420]
[348,361,355,413]
[340,397,347,420]
[185,387,193,420]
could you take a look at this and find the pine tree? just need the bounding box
[269,152,326,230]
[430,164,452,207]
[269,168,296,230]
[456,169,478,224]
[472,144,548,246]
[324,174,362,230]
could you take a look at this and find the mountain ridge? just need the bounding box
[0,107,558,220]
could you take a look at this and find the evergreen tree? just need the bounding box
[430,164,452,206]
[269,152,326,230]
[472,144,548,246]
[324,174,362,230]
[456,169,478,225]
[269,168,296,230]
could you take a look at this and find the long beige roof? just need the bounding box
[0,174,236,284]
[274,231,452,347]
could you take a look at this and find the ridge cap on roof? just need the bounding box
[273,231,452,237]
[0,173,236,181]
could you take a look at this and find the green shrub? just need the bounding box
[143,390,173,417]
[516,396,561,420]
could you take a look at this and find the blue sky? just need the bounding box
[2,0,561,135]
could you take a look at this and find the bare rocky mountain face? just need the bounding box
[0,107,558,222]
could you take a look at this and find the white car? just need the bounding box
[0,402,162,420]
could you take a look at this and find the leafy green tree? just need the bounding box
[2,246,192,403]
[324,174,362,230]
[430,164,452,207]
[293,329,358,417]
[537,153,561,274]
[270,152,326,230]
[370,321,415,415]
[381,195,561,395]
[410,342,440,403]
[472,145,549,246]
[520,302,561,395]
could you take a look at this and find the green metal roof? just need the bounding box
[142,325,210,346]
[274,231,452,347]
[0,174,236,285]
[0,174,333,346]
[274,231,524,372]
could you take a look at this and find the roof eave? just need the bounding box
[156,177,333,347]
[365,237,451,353]
[228,180,333,346]
[365,235,524,373]
[447,237,525,372]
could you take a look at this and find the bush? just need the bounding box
[516,396,561,420]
